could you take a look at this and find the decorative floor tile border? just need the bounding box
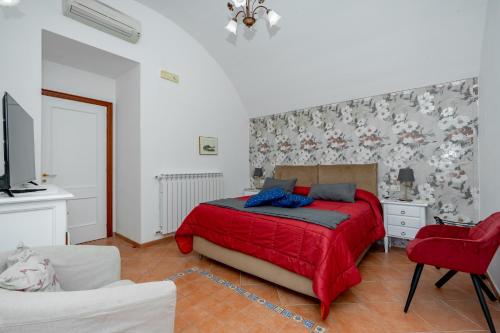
[166,267,327,333]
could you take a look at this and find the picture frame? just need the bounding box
[199,136,218,155]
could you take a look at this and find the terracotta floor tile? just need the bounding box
[276,286,317,306]
[410,300,482,331]
[444,299,500,330]
[365,301,433,333]
[325,302,389,333]
[85,236,495,333]
[351,280,400,303]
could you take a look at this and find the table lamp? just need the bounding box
[253,168,263,189]
[398,168,415,202]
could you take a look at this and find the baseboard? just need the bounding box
[114,232,173,248]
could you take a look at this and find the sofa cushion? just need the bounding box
[262,177,297,193]
[245,187,287,208]
[100,280,135,289]
[0,245,62,292]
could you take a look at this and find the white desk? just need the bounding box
[0,185,73,251]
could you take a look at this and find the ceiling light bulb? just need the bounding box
[0,0,20,6]
[233,0,246,8]
[267,10,281,27]
[225,19,238,35]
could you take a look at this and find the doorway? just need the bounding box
[41,89,113,244]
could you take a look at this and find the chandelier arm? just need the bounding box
[233,9,246,20]
[252,5,269,16]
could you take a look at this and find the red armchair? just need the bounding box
[404,212,500,333]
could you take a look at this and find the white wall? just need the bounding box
[479,0,500,292]
[42,60,116,103]
[115,65,141,242]
[0,0,249,243]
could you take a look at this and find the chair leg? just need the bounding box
[471,274,496,333]
[404,264,424,313]
[435,270,458,288]
[479,276,498,302]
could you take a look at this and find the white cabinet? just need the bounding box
[381,199,428,253]
[243,188,260,196]
[0,186,73,252]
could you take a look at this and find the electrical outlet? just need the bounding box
[160,70,179,84]
[390,185,401,192]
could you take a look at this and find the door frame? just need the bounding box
[41,89,113,238]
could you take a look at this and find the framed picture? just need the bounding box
[199,136,218,155]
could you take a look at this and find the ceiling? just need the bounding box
[42,30,138,79]
[137,0,487,117]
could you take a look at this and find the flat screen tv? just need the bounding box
[0,92,37,196]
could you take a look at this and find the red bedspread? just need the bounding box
[175,189,385,312]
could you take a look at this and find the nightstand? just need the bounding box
[381,199,428,253]
[243,188,260,196]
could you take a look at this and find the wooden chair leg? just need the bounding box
[320,302,330,320]
[404,264,424,313]
[471,274,496,333]
[435,270,458,288]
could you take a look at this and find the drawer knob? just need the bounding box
[401,210,406,215]
[401,231,406,236]
[401,221,406,226]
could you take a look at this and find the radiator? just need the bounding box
[156,172,224,234]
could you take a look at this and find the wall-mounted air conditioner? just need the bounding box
[63,0,142,44]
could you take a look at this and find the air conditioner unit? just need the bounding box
[63,0,141,44]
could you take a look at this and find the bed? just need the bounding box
[175,164,385,319]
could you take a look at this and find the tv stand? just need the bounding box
[0,185,73,251]
[0,189,14,197]
[0,188,47,197]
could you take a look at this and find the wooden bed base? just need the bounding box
[193,235,371,319]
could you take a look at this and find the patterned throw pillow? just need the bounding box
[272,194,314,208]
[245,187,286,208]
[0,244,62,292]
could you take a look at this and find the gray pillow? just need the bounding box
[262,177,297,193]
[309,183,357,203]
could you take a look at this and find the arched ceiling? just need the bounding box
[135,0,487,117]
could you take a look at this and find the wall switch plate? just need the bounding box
[160,70,179,84]
[390,185,401,192]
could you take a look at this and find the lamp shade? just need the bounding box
[233,0,246,8]
[225,19,238,35]
[267,10,281,27]
[398,168,415,182]
[253,168,263,178]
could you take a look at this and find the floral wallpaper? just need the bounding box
[249,78,479,224]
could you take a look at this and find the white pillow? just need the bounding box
[0,244,62,292]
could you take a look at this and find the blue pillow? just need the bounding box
[271,194,314,208]
[245,187,286,208]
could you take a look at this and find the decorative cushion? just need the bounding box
[309,183,357,203]
[262,177,297,193]
[293,186,311,196]
[272,194,314,208]
[245,187,286,208]
[0,244,62,292]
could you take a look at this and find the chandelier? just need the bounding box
[225,0,281,35]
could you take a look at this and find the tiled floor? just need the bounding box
[87,236,499,333]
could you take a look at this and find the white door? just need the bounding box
[42,96,107,244]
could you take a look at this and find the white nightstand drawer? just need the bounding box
[387,215,421,229]
[387,204,421,218]
[388,225,418,239]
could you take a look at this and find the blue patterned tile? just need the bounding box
[165,267,326,332]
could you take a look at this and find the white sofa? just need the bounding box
[0,245,176,333]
